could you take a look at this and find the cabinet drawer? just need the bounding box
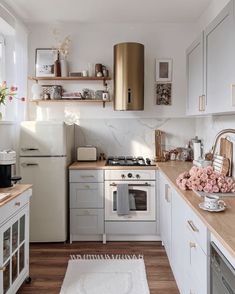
[70,209,104,235]
[70,183,103,208]
[0,189,32,225]
[186,209,208,254]
[69,170,104,183]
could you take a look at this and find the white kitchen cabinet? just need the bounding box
[171,189,188,294]
[186,0,235,116]
[70,209,104,235]
[0,189,31,294]
[159,172,172,260]
[159,173,209,294]
[204,0,235,114]
[70,183,103,209]
[69,170,104,242]
[186,33,205,115]
[185,210,209,294]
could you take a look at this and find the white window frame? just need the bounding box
[0,34,6,83]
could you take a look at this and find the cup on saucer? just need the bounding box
[203,195,226,210]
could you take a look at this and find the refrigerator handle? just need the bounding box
[21,163,39,167]
[21,148,39,151]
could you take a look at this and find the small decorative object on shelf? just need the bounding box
[54,51,61,77]
[82,70,88,77]
[95,63,103,76]
[69,72,82,77]
[102,91,109,101]
[31,83,43,100]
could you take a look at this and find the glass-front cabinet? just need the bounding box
[0,204,29,294]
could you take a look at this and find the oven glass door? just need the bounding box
[105,181,155,221]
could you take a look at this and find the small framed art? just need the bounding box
[35,48,58,77]
[156,83,172,105]
[156,58,172,82]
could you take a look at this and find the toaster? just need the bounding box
[77,146,97,161]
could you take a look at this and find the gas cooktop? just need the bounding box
[106,156,153,166]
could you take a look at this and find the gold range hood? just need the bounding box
[113,42,144,111]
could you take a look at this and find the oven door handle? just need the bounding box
[109,183,151,187]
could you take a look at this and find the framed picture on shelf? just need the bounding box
[35,48,58,77]
[156,58,172,82]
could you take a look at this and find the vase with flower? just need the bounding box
[0,81,25,120]
[53,30,72,77]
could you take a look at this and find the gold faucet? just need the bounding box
[211,129,235,158]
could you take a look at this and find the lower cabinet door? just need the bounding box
[185,229,208,294]
[0,205,29,294]
[171,190,188,294]
[185,271,208,294]
[70,209,104,235]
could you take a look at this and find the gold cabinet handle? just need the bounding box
[201,95,206,111]
[231,84,235,107]
[199,96,202,111]
[15,202,21,206]
[189,241,197,248]
[164,184,171,203]
[187,220,199,232]
[0,266,6,272]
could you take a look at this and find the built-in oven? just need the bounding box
[211,241,235,294]
[105,170,156,221]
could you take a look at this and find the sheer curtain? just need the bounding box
[0,1,28,122]
[14,20,28,121]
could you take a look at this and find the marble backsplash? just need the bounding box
[75,118,195,159]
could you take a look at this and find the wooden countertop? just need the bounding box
[0,184,32,207]
[69,160,158,170]
[157,161,235,259]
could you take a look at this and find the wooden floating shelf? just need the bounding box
[28,76,111,82]
[29,99,112,108]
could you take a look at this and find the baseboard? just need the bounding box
[106,235,161,241]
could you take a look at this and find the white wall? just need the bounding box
[26,22,198,156]
[197,0,230,30]
[27,22,198,120]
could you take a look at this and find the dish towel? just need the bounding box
[117,184,130,215]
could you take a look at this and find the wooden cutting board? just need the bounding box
[220,137,233,176]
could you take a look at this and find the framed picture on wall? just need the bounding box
[156,58,172,82]
[156,83,172,105]
[35,48,58,77]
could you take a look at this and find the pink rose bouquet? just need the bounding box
[176,166,235,193]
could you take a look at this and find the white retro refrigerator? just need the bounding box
[19,121,74,242]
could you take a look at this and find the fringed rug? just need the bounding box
[60,254,150,294]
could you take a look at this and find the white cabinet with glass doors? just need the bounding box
[0,188,31,294]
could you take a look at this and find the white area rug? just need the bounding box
[60,255,150,294]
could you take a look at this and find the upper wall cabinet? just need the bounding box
[186,33,204,115]
[186,0,235,115]
[204,0,235,114]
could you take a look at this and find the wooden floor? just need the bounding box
[18,241,179,294]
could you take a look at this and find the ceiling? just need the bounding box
[6,0,212,24]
